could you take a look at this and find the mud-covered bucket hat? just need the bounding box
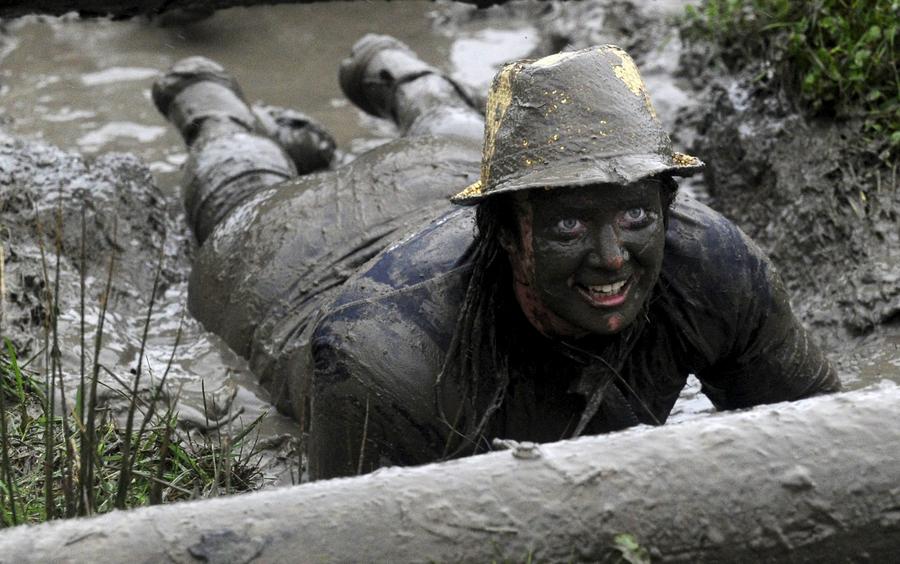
[451,45,703,205]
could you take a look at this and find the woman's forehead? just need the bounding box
[521,180,662,210]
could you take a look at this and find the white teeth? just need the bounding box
[588,280,626,295]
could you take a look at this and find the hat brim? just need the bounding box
[450,152,704,205]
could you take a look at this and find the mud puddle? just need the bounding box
[0,2,540,194]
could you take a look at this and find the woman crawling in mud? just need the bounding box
[153,36,840,480]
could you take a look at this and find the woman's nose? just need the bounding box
[586,225,628,270]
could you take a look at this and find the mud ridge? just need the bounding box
[0,129,190,355]
[677,39,899,348]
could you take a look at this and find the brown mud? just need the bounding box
[676,34,900,386]
[0,0,897,486]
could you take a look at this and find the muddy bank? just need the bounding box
[675,31,900,383]
[0,129,300,478]
[0,130,182,354]
[693,93,898,337]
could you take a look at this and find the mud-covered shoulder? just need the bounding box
[658,193,780,365]
[309,207,474,419]
[322,207,476,311]
[664,192,774,305]
[308,263,468,477]
[307,211,477,478]
[661,193,839,406]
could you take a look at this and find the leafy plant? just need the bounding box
[684,0,899,152]
[610,533,651,564]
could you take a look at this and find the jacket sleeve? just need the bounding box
[307,299,450,480]
[695,234,841,410]
[306,338,393,480]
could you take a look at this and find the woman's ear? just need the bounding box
[497,194,528,255]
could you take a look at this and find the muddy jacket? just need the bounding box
[308,194,840,479]
[186,134,483,422]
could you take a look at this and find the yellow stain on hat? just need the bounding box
[452,179,483,201]
[452,63,517,202]
[605,46,659,121]
[478,62,517,191]
[672,152,700,166]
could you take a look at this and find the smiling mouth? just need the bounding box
[574,276,632,307]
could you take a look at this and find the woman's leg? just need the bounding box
[153,57,334,243]
[339,34,484,141]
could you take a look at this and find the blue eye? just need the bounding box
[621,207,652,227]
[552,218,585,239]
[625,208,646,221]
[557,218,581,232]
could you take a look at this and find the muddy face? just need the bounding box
[506,181,666,338]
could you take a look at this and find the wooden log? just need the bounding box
[0,0,507,20]
[0,386,898,562]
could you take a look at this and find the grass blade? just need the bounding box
[2,247,22,526]
[78,204,86,433]
[149,415,175,505]
[129,310,183,476]
[51,207,77,517]
[34,211,56,521]
[115,235,165,509]
[81,218,117,516]
[4,340,25,405]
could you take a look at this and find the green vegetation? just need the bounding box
[609,533,651,564]
[1,349,264,526]
[0,219,264,528]
[684,0,899,151]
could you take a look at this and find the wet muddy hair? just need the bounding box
[435,175,679,458]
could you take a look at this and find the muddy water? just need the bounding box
[0,2,539,192]
[0,1,543,483]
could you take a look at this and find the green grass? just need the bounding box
[1,350,264,525]
[683,0,899,153]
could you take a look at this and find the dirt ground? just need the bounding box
[674,30,900,383]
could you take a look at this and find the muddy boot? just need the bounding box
[152,56,259,146]
[252,104,336,174]
[154,57,298,243]
[339,34,482,139]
